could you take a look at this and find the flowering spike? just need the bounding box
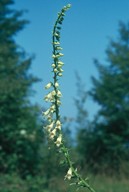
[43,4,96,192]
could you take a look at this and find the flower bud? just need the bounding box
[57,100,61,106]
[45,82,52,89]
[58,73,63,77]
[52,54,56,58]
[53,41,60,45]
[58,68,63,72]
[51,90,56,96]
[52,63,56,68]
[56,46,63,50]
[58,61,64,65]
[54,33,59,37]
[66,4,71,9]
[58,53,64,57]
[55,82,59,87]
[54,68,58,73]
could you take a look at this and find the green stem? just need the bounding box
[50,4,96,192]
[61,145,96,192]
[52,11,64,121]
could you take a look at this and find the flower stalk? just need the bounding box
[43,4,96,192]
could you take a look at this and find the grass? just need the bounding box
[0,173,129,192]
[78,174,129,192]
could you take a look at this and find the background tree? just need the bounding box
[73,72,91,169]
[85,21,129,174]
[0,0,42,177]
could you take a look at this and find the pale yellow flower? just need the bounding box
[49,129,56,139]
[65,167,72,180]
[51,90,56,96]
[53,41,60,45]
[58,53,64,57]
[43,108,50,117]
[51,63,56,68]
[53,33,59,37]
[44,91,55,102]
[47,115,52,123]
[52,54,56,58]
[56,46,63,50]
[53,53,64,59]
[50,105,55,113]
[58,73,63,77]
[56,120,61,130]
[58,61,64,65]
[54,68,58,73]
[57,90,62,97]
[46,121,54,132]
[45,82,52,89]
[44,93,52,102]
[55,134,62,147]
[58,68,63,72]
[57,100,61,106]
[55,82,59,88]
[67,4,71,8]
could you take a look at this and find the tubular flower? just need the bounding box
[57,100,61,106]
[47,115,53,123]
[58,68,63,72]
[58,61,64,65]
[65,168,73,180]
[45,82,52,89]
[51,90,56,96]
[44,91,55,102]
[50,105,55,113]
[44,93,52,102]
[57,90,62,97]
[58,73,63,77]
[52,63,56,68]
[49,128,56,140]
[55,134,62,147]
[46,121,54,132]
[58,53,64,57]
[43,108,50,117]
[56,120,61,130]
[54,68,58,73]
[55,82,59,88]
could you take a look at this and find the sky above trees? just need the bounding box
[14,0,129,120]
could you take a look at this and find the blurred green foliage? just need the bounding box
[0,0,42,177]
[77,21,129,175]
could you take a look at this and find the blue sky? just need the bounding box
[14,0,129,120]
